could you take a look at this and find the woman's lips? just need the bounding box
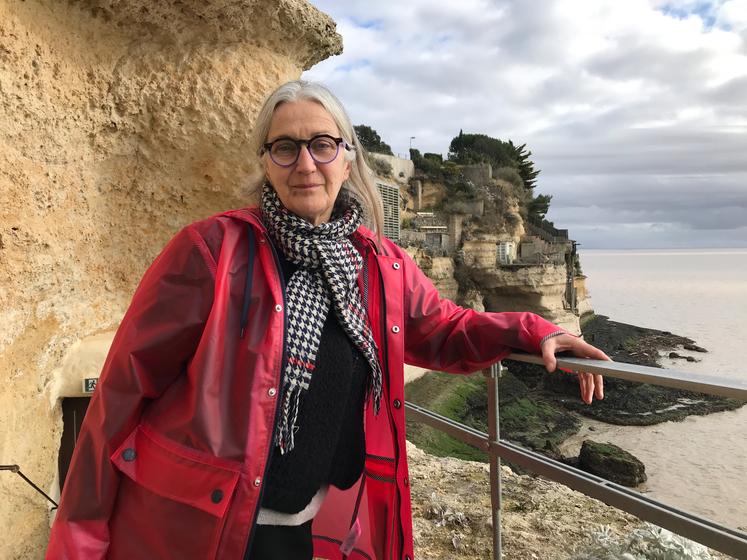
[292,183,320,189]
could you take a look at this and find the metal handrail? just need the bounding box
[405,354,747,559]
[0,465,58,508]
[507,353,747,400]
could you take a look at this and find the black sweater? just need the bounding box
[260,250,368,513]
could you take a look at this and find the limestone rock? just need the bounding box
[406,441,642,559]
[579,440,647,487]
[405,248,459,301]
[0,1,341,558]
[472,265,581,333]
[458,288,485,312]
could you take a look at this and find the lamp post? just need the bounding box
[409,136,416,157]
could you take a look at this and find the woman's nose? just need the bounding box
[295,144,317,172]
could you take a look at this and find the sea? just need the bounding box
[562,248,747,532]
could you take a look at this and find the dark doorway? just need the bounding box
[58,397,91,491]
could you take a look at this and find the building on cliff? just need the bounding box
[0,2,342,558]
[377,181,402,242]
[399,161,590,332]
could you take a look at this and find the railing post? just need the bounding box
[484,362,503,560]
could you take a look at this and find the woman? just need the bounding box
[46,80,607,560]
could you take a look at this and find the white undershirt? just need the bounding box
[256,485,329,526]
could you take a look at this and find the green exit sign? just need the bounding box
[83,378,98,393]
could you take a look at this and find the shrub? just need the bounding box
[493,166,524,189]
[369,157,393,177]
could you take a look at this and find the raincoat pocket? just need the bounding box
[108,424,241,560]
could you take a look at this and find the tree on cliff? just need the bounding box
[528,193,553,220]
[447,131,540,189]
[511,141,540,190]
[448,131,515,169]
[354,124,393,155]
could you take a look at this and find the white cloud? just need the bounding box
[716,0,747,31]
[306,0,747,248]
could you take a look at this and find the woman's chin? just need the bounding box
[287,202,333,225]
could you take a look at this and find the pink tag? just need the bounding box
[339,518,362,555]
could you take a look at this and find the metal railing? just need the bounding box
[406,354,747,559]
[0,464,58,508]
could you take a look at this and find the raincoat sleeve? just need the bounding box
[399,248,565,372]
[46,225,216,559]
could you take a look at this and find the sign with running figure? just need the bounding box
[83,378,97,393]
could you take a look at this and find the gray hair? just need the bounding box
[248,80,384,236]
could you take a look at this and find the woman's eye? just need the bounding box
[273,142,297,155]
[311,139,336,152]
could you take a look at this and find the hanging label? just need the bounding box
[339,517,362,556]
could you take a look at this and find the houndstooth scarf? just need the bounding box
[261,185,383,454]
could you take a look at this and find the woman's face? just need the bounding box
[263,99,351,225]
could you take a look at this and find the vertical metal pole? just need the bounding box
[485,362,503,559]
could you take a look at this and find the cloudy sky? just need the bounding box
[304,0,747,249]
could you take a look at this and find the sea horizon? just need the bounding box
[580,246,747,252]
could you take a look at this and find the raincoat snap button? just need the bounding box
[393,399,402,409]
[391,325,400,333]
[253,477,261,487]
[268,387,277,397]
[274,304,282,312]
[392,262,400,270]
[122,448,136,462]
[211,489,223,504]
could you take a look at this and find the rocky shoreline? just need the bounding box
[405,313,744,478]
[403,313,743,557]
[540,314,744,425]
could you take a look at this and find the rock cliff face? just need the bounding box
[405,247,459,301]
[575,275,594,320]
[472,265,581,333]
[0,1,341,557]
[407,236,582,333]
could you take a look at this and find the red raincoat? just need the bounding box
[46,208,563,559]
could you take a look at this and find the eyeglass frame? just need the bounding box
[260,134,354,168]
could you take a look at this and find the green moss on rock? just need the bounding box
[579,439,647,487]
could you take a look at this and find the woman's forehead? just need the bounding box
[267,99,340,140]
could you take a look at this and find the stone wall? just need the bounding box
[461,162,492,186]
[462,235,499,269]
[370,152,414,183]
[0,1,341,557]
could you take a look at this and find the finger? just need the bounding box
[576,340,612,361]
[576,371,588,404]
[594,373,604,400]
[577,372,590,404]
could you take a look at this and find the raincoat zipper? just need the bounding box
[376,261,405,559]
[243,231,288,555]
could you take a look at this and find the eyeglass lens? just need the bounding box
[270,136,340,166]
